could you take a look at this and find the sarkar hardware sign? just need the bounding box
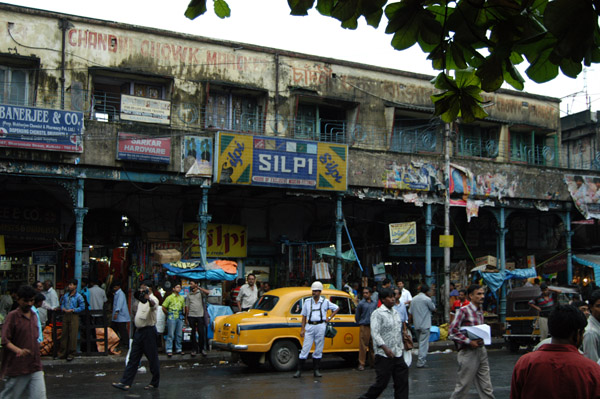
[116,133,171,164]
[214,132,348,191]
[0,104,83,152]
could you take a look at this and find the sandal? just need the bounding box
[144,384,158,390]
[167,353,172,358]
[112,382,130,391]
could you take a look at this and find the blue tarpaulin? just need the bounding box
[573,255,600,282]
[476,267,538,293]
[163,262,238,281]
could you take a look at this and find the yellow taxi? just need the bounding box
[211,287,360,371]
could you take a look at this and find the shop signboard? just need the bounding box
[389,222,417,245]
[213,132,348,191]
[32,251,57,265]
[120,94,171,125]
[116,133,171,164]
[183,223,247,258]
[0,104,83,152]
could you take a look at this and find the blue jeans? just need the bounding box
[166,318,183,354]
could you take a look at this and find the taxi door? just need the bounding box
[324,295,359,352]
[287,296,310,338]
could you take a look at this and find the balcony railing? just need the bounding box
[389,128,441,154]
[511,143,558,166]
[457,137,499,158]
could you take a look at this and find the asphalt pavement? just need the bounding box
[29,338,514,399]
[38,347,520,399]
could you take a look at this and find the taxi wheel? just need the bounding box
[269,340,298,372]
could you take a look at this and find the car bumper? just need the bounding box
[211,340,248,351]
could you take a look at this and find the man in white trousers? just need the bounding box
[294,281,339,378]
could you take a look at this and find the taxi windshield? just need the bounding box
[253,295,279,311]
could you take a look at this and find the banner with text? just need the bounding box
[116,133,171,164]
[183,223,247,258]
[565,174,600,219]
[120,94,171,125]
[214,132,348,191]
[389,222,417,245]
[0,104,83,152]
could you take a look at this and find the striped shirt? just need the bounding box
[449,302,484,350]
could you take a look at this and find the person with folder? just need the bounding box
[448,284,495,399]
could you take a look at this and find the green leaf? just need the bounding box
[364,9,384,28]
[213,0,231,18]
[288,0,315,16]
[525,47,559,83]
[477,55,504,92]
[559,58,582,79]
[331,0,360,22]
[315,0,333,15]
[185,0,208,20]
[544,0,596,63]
[431,72,457,91]
[503,60,525,91]
[390,21,419,50]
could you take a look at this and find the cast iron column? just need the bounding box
[497,207,508,323]
[425,203,434,286]
[565,211,573,283]
[74,178,88,290]
[336,193,343,289]
[197,187,212,267]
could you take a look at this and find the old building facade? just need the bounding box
[0,4,595,317]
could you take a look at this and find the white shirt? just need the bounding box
[42,287,59,309]
[238,284,258,310]
[301,296,339,323]
[399,289,412,306]
[371,305,403,357]
[88,285,107,311]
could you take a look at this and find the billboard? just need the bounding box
[120,94,171,125]
[182,136,212,177]
[0,104,83,152]
[183,223,247,258]
[214,132,348,191]
[116,133,171,164]
[565,174,600,219]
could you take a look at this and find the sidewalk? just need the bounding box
[42,338,506,373]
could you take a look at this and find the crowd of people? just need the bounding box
[3,274,600,397]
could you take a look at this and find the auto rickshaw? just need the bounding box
[504,285,581,352]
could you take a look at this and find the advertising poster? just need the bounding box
[182,136,212,177]
[565,174,600,219]
[214,132,348,191]
[120,94,171,125]
[0,104,83,152]
[116,133,171,164]
[389,222,417,245]
[183,223,247,258]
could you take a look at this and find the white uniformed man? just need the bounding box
[294,281,339,378]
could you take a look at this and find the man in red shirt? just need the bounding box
[510,304,600,399]
[0,285,46,398]
[452,289,469,312]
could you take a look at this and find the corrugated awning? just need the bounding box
[573,254,600,282]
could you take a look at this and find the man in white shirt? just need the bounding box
[359,288,409,399]
[42,280,59,324]
[88,280,107,325]
[237,274,258,311]
[396,280,412,307]
[112,281,160,391]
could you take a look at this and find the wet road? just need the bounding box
[38,349,520,399]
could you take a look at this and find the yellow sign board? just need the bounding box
[214,132,348,191]
[439,235,454,248]
[0,235,4,255]
[183,223,247,258]
[389,222,417,245]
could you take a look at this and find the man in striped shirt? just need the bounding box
[448,284,495,399]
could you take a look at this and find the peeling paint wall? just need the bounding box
[0,5,570,202]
